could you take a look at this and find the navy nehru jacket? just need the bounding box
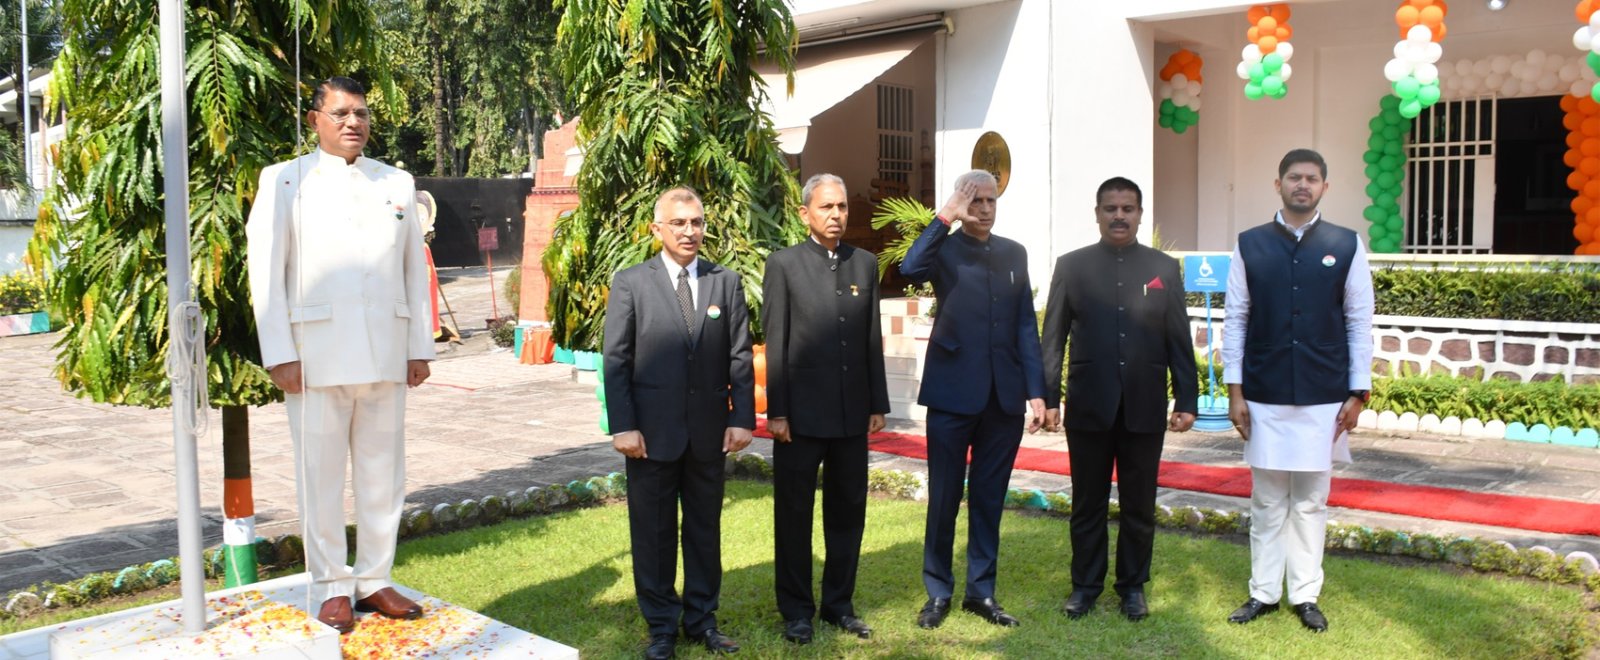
[1236,220,1357,406]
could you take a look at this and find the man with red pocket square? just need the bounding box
[1040,177,1197,622]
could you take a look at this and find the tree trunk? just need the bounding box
[428,3,450,177]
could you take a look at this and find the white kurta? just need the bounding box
[1221,213,1374,472]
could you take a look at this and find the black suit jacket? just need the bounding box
[1040,240,1198,433]
[603,255,756,462]
[761,240,891,438]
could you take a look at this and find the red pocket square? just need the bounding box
[1146,276,1164,290]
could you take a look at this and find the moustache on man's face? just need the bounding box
[1109,221,1130,230]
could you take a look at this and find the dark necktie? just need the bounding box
[676,268,694,334]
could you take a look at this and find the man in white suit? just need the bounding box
[247,76,435,633]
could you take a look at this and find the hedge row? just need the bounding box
[1184,264,1600,322]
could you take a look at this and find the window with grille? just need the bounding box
[1405,97,1497,253]
[877,84,914,188]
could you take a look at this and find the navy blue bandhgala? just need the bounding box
[1236,220,1357,406]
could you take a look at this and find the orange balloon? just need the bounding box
[1580,0,1595,24]
[1578,224,1595,244]
[1566,113,1584,132]
[1571,132,1587,149]
[1275,26,1290,41]
[1570,171,1590,191]
[1562,95,1579,113]
[1583,117,1600,137]
[1587,206,1600,225]
[1567,149,1584,169]
[1395,5,1420,29]
[1582,96,1600,114]
[1258,35,1278,53]
[1419,6,1443,29]
[1248,26,1260,43]
[1185,62,1203,83]
[1247,5,1268,23]
[1574,196,1594,215]
[1585,179,1600,198]
[1407,0,1431,8]
[1585,139,1600,157]
[1258,16,1278,32]
[1269,4,1290,21]
[1432,23,1446,42]
[755,387,767,414]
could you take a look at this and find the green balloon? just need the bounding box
[1367,134,1385,150]
[1381,126,1401,141]
[1364,165,1382,181]
[1417,83,1441,107]
[1262,75,1285,95]
[1380,154,1403,171]
[1399,99,1422,119]
[1363,206,1384,222]
[1591,82,1600,104]
[1160,98,1176,116]
[1370,224,1389,240]
[1387,215,1404,232]
[599,414,610,435]
[596,383,606,403]
[1248,63,1266,80]
[1376,172,1396,188]
[1159,114,1173,128]
[1263,52,1284,72]
[1589,51,1600,72]
[1174,122,1189,134]
[1272,86,1288,99]
[1365,182,1383,198]
[1393,77,1421,99]
[1368,116,1386,131]
[1383,140,1403,156]
[1380,95,1401,111]
[1363,149,1382,164]
[1245,82,1264,100]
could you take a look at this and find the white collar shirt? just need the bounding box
[661,252,700,308]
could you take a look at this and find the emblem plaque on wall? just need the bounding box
[970,131,1011,196]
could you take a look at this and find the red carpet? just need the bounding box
[751,421,1600,537]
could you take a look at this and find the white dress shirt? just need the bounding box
[661,252,700,309]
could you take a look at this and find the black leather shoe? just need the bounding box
[961,597,1021,627]
[1119,589,1148,622]
[782,619,813,645]
[1063,590,1097,619]
[823,614,872,639]
[1293,602,1328,632]
[692,628,740,654]
[1227,598,1280,624]
[644,633,676,660]
[917,597,951,629]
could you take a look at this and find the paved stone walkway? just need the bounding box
[3,268,1600,596]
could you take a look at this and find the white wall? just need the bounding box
[1151,42,1200,250]
[0,224,32,275]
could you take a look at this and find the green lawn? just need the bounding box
[392,481,1592,659]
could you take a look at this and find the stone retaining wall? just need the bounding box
[1187,309,1600,384]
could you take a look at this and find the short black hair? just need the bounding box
[1096,176,1142,207]
[312,76,366,110]
[1278,148,1327,179]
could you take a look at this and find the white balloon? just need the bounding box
[1236,61,1252,79]
[1415,63,1440,84]
[1502,79,1520,97]
[1590,32,1600,54]
[1518,79,1537,96]
[1539,74,1560,92]
[1455,60,1473,76]
[1407,25,1432,44]
[1510,61,1527,80]
[1393,41,1410,60]
[1490,55,1512,74]
[1242,44,1262,63]
[1279,62,1293,81]
[1461,77,1481,93]
[1588,65,1599,81]
[1486,72,1505,89]
[1423,43,1442,64]
[1528,49,1547,67]
[1189,82,1203,97]
[1189,97,1203,112]
[1172,73,1189,89]
[1158,82,1173,98]
[1579,27,1596,52]
[1384,58,1412,82]
[1591,11,1600,30]
[1473,59,1492,76]
[1561,63,1582,83]
[1573,80,1593,97]
[1548,54,1567,72]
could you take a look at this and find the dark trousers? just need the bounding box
[1067,405,1164,596]
[773,432,868,621]
[922,389,1023,600]
[625,450,725,636]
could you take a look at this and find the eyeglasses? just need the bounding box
[657,217,706,233]
[318,108,372,124]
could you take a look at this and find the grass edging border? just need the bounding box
[5,454,1597,623]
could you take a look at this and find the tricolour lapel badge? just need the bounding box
[1322,255,1337,267]
[707,305,722,320]
[850,285,859,296]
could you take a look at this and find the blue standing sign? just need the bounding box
[1184,254,1231,431]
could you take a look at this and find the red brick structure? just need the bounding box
[518,119,580,322]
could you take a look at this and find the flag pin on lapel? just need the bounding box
[707,305,722,320]
[851,285,859,296]
[1322,255,1337,267]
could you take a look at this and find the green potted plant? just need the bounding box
[0,271,49,336]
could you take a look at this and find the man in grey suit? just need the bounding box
[762,173,889,644]
[604,186,755,660]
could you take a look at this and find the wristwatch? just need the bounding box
[1349,390,1370,403]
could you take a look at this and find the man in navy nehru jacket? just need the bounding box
[1221,149,1374,634]
[901,169,1046,630]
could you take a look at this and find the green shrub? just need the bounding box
[504,264,521,314]
[1372,374,1600,429]
[0,272,45,315]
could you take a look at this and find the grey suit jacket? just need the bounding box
[602,255,756,462]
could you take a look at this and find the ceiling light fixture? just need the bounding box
[1486,0,1506,10]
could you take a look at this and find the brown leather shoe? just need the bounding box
[317,596,354,634]
[354,587,423,620]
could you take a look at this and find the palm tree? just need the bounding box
[29,0,387,585]
[545,0,803,350]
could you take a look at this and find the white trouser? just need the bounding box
[1247,467,1331,605]
[287,382,407,606]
